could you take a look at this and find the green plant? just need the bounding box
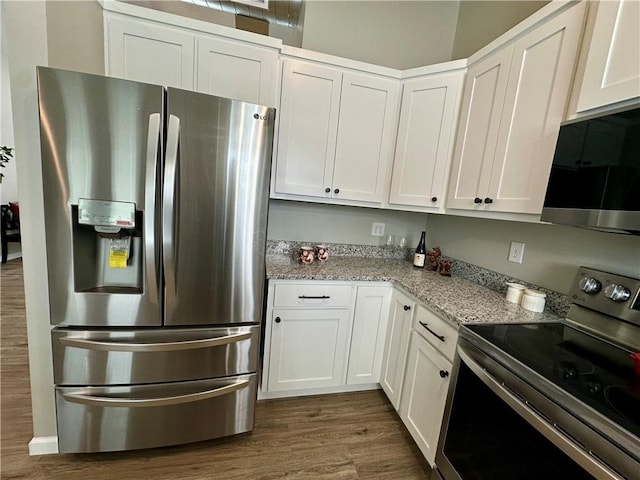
[0,146,13,183]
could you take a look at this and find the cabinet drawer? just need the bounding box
[273,283,353,308]
[413,305,458,362]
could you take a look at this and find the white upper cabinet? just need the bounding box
[274,60,343,198]
[105,10,278,106]
[196,36,278,107]
[106,14,195,89]
[273,58,400,205]
[576,0,640,113]
[447,2,586,215]
[388,69,465,211]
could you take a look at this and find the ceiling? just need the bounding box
[182,0,304,27]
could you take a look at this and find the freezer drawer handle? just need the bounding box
[59,332,252,352]
[298,295,330,299]
[62,379,250,408]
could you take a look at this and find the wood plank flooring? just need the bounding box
[1,259,431,479]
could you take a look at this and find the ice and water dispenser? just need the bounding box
[72,199,143,294]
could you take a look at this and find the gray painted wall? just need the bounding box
[301,1,460,69]
[451,1,548,59]
[427,215,640,295]
[268,200,428,248]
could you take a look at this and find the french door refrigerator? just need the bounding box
[37,67,275,453]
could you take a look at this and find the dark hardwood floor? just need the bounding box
[1,259,431,479]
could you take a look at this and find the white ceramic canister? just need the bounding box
[505,282,526,304]
[521,289,546,312]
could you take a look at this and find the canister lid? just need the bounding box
[524,289,546,298]
[506,282,526,290]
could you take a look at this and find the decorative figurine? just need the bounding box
[439,259,452,276]
[427,246,441,271]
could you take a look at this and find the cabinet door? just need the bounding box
[196,36,278,107]
[267,308,351,391]
[273,60,342,198]
[380,289,415,410]
[577,0,640,112]
[399,331,452,466]
[347,286,392,385]
[332,73,400,203]
[106,14,194,89]
[446,45,514,210]
[389,72,464,209]
[488,2,586,214]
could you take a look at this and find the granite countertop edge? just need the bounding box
[266,255,562,328]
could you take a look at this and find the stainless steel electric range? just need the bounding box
[434,267,640,480]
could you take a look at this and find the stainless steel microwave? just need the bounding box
[541,106,640,235]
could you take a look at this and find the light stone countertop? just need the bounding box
[266,255,562,327]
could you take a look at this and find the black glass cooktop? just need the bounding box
[464,322,640,439]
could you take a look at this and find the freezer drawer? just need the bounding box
[52,326,259,385]
[55,373,257,453]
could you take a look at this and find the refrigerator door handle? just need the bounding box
[58,331,252,352]
[163,114,180,303]
[145,113,162,305]
[62,380,250,408]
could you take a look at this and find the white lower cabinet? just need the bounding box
[262,281,392,396]
[380,289,415,409]
[267,308,352,391]
[399,331,452,466]
[347,286,392,385]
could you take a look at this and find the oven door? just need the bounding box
[433,338,630,480]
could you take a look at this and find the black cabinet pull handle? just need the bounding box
[484,197,493,204]
[274,317,281,323]
[334,188,340,194]
[325,187,331,193]
[431,196,438,202]
[298,295,330,299]
[474,197,482,204]
[439,370,449,378]
[403,305,411,311]
[419,321,445,342]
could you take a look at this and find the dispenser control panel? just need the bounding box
[78,199,135,228]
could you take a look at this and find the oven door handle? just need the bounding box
[457,345,624,480]
[62,380,250,408]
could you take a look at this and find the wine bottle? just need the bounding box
[413,231,426,268]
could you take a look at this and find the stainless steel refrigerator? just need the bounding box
[37,67,275,453]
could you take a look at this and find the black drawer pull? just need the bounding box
[403,305,411,311]
[419,321,445,342]
[274,317,281,323]
[439,370,449,378]
[474,197,482,204]
[484,197,494,204]
[325,187,331,193]
[298,295,331,299]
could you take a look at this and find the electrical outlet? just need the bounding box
[371,222,385,237]
[508,241,525,264]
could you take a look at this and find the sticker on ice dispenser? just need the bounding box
[109,250,128,268]
[108,237,131,268]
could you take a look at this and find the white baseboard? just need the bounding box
[6,251,22,262]
[28,436,58,455]
[258,383,381,400]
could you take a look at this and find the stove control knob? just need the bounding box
[579,276,602,294]
[604,284,631,302]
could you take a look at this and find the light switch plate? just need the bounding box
[509,241,525,264]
